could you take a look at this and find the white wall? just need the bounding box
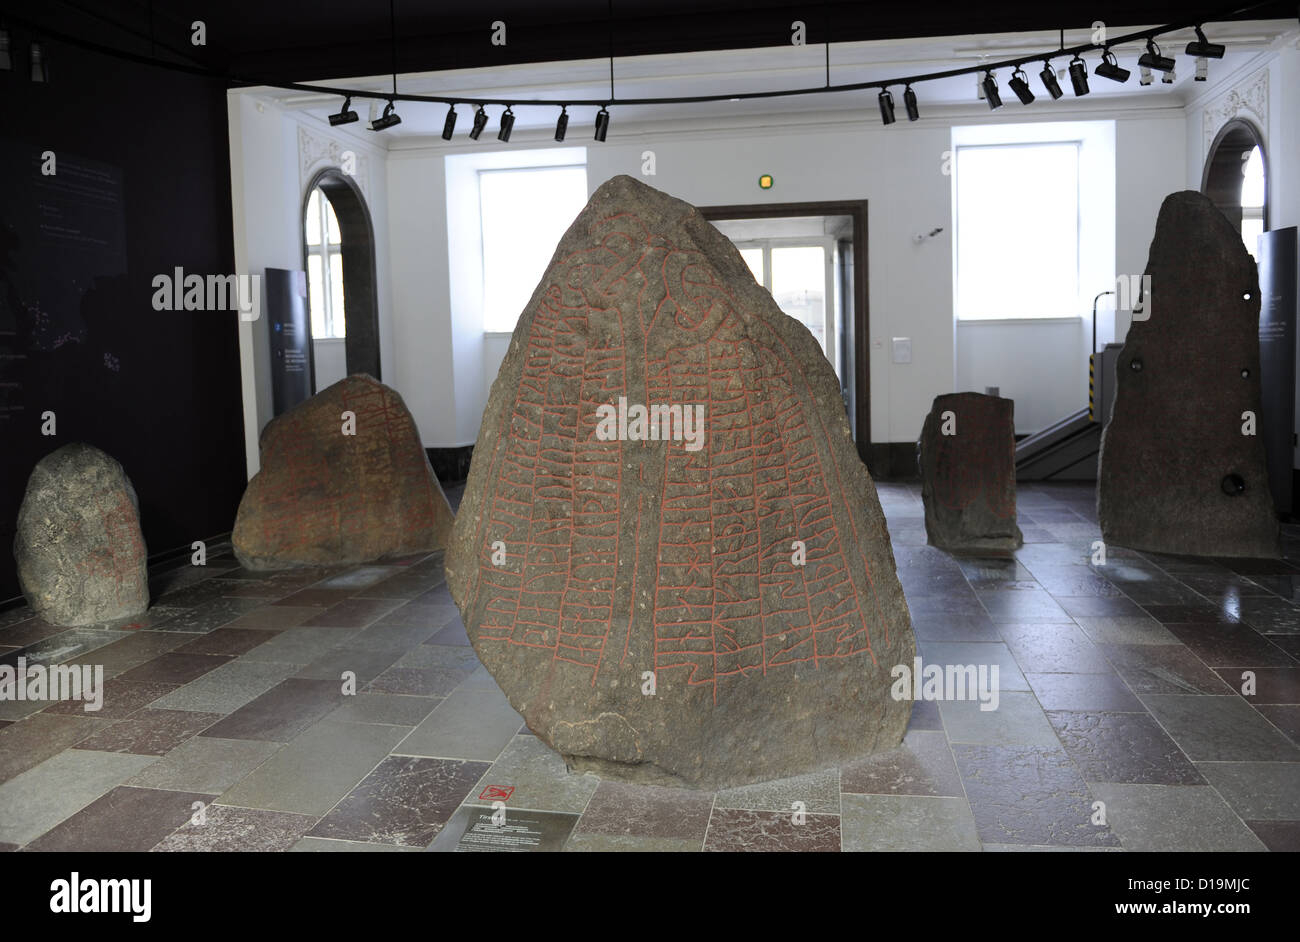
[227,91,394,476]
[1183,37,1300,465]
[384,100,1188,444]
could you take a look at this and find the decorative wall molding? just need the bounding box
[298,123,371,201]
[1202,66,1269,152]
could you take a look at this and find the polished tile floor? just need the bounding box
[1,481,1297,852]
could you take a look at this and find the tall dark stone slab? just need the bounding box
[1098,190,1279,557]
[918,392,1022,553]
[14,443,149,626]
[446,175,915,789]
[233,375,454,570]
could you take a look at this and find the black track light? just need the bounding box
[1138,39,1176,74]
[1186,26,1225,59]
[903,85,919,121]
[555,106,569,141]
[497,106,515,142]
[1068,56,1090,96]
[1008,67,1035,105]
[29,40,47,83]
[469,106,488,140]
[594,106,610,141]
[1040,61,1064,99]
[878,88,896,125]
[1095,49,1130,83]
[329,96,359,126]
[441,105,457,140]
[369,100,401,131]
[981,71,1002,109]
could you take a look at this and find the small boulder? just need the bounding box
[233,374,454,569]
[14,443,150,626]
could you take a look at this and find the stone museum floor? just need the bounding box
[1,481,1298,852]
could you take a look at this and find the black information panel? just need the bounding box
[265,267,314,415]
[1257,227,1298,515]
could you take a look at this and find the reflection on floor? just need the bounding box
[1,481,1297,852]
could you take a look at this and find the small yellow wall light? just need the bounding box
[758,174,774,190]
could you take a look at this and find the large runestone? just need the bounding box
[15,443,149,627]
[918,392,1022,553]
[1098,190,1279,557]
[233,374,454,569]
[446,175,915,789]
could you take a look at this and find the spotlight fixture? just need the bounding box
[1185,26,1225,59]
[1137,39,1175,74]
[441,105,457,140]
[878,88,896,125]
[1007,68,1035,105]
[0,27,11,71]
[329,97,359,126]
[903,85,919,121]
[369,99,401,131]
[1040,61,1064,99]
[30,40,47,83]
[1095,49,1130,83]
[555,106,569,141]
[1139,65,1154,86]
[981,71,1002,109]
[1161,68,1176,85]
[975,71,986,100]
[469,106,488,140]
[594,106,610,141]
[1194,56,1209,81]
[497,106,515,142]
[1068,56,1090,96]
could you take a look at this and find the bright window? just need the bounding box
[480,165,588,332]
[304,187,346,339]
[955,141,1081,319]
[1241,145,1265,258]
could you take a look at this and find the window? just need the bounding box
[304,186,345,339]
[479,165,588,332]
[954,141,1081,319]
[1241,145,1265,258]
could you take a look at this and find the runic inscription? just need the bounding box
[447,176,914,789]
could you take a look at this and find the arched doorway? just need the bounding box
[1201,118,1269,256]
[301,168,381,385]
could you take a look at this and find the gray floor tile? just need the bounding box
[0,749,157,846]
[1194,761,1300,820]
[218,720,406,816]
[938,692,1061,747]
[125,737,282,794]
[841,794,980,851]
[396,686,524,761]
[1141,694,1300,761]
[1090,783,1266,851]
